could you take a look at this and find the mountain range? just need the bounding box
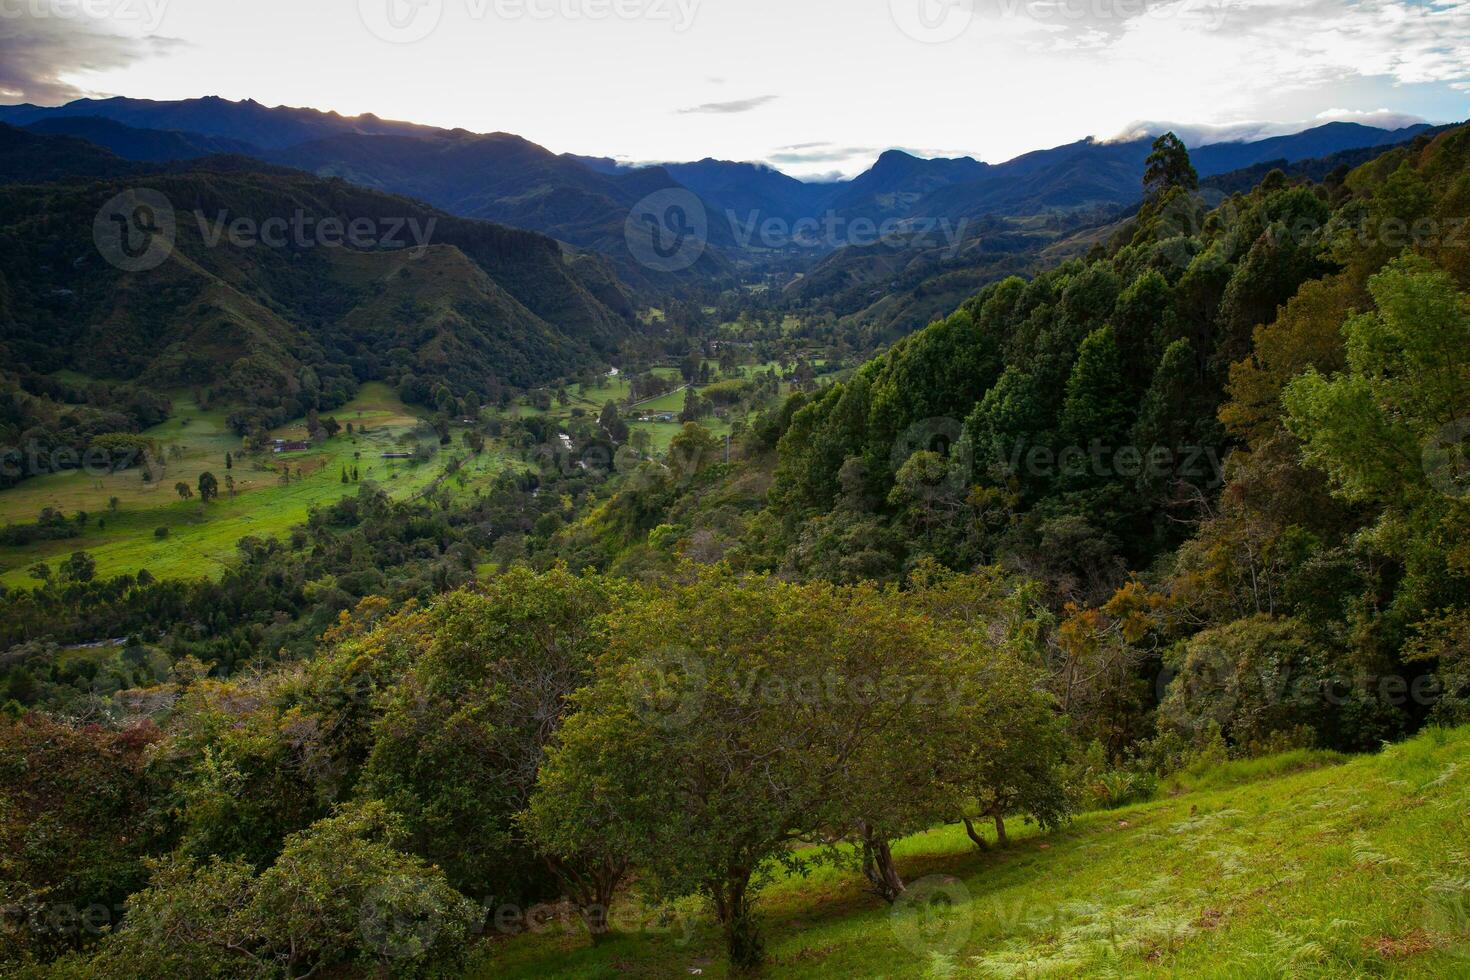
[0,95,1449,379]
[1,98,1434,274]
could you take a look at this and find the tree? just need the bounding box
[0,716,164,965]
[668,423,720,483]
[599,401,629,444]
[1143,131,1198,199]
[533,570,1022,968]
[59,551,96,584]
[1131,339,1219,500]
[1284,256,1470,507]
[27,562,51,584]
[1058,326,1133,487]
[75,802,479,979]
[359,568,628,908]
[197,471,219,504]
[224,452,232,470]
[679,387,706,423]
[1157,615,1368,750]
[175,481,193,501]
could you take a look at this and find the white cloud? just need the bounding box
[1110,109,1429,146]
[0,4,180,103]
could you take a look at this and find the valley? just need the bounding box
[2,49,1468,980]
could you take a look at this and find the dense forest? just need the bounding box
[3,125,1470,976]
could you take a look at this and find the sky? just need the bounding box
[1,0,1468,178]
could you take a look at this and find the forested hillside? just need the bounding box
[0,158,634,488]
[3,123,1470,979]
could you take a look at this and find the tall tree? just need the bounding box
[1143,131,1199,199]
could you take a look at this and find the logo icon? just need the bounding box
[1424,418,1470,500]
[1151,190,1238,273]
[359,0,444,43]
[627,646,706,730]
[625,189,708,273]
[891,875,973,957]
[358,878,452,962]
[890,0,973,44]
[891,417,973,503]
[93,189,175,273]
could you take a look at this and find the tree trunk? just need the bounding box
[712,868,763,971]
[553,856,625,945]
[580,876,616,944]
[962,816,988,851]
[993,811,1008,847]
[858,821,907,903]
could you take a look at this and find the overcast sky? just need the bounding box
[2,0,1467,177]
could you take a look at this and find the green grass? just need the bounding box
[0,384,509,585]
[468,727,1470,978]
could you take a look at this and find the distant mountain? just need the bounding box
[0,122,143,183]
[659,159,828,228]
[0,97,1437,289]
[0,162,634,418]
[267,131,737,291]
[24,116,260,162]
[1189,122,1432,176]
[1201,125,1452,196]
[822,150,990,221]
[916,138,1151,222]
[0,96,440,150]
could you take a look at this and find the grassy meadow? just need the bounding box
[0,383,505,586]
[471,727,1470,978]
[0,354,826,587]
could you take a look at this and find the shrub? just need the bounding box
[66,802,479,979]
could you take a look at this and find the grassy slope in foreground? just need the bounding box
[476,727,1470,978]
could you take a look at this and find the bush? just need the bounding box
[67,802,479,979]
[1157,615,1396,751]
[153,527,169,539]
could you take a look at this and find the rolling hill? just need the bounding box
[0,155,635,418]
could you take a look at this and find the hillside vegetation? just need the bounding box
[3,116,1470,980]
[478,726,1470,978]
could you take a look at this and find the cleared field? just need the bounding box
[0,384,504,586]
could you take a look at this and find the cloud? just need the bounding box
[677,95,779,115]
[1313,107,1431,129]
[1111,0,1470,91]
[1110,108,1430,146]
[765,143,877,165]
[0,5,180,104]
